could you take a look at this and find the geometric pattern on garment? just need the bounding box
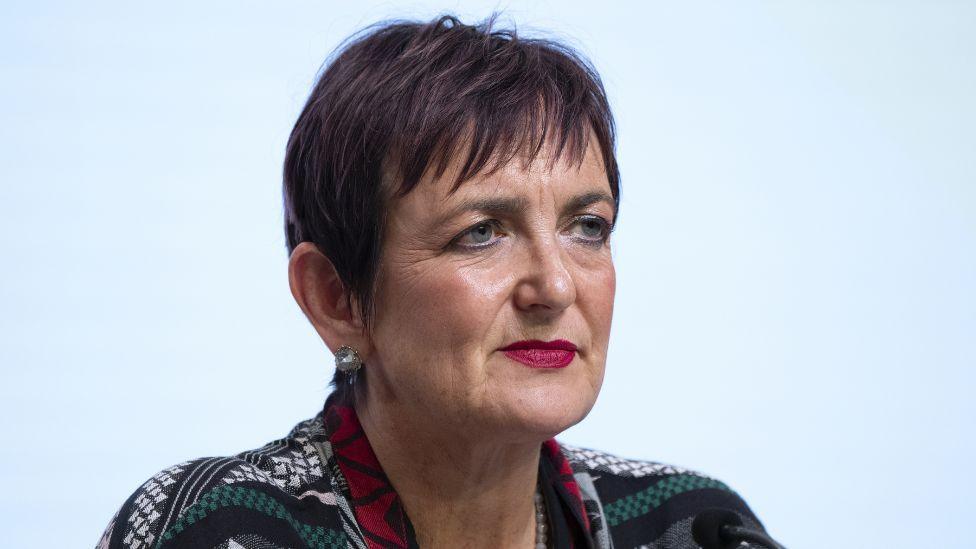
[155,484,347,549]
[247,418,328,494]
[121,461,190,549]
[266,435,323,492]
[560,443,703,478]
[602,474,732,527]
[116,415,330,549]
[96,400,769,549]
[222,461,280,488]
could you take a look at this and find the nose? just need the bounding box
[513,235,577,314]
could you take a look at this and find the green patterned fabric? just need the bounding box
[157,485,346,549]
[603,474,733,527]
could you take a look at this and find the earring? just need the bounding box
[334,345,363,374]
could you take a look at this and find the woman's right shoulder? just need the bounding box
[96,412,346,549]
[96,457,208,548]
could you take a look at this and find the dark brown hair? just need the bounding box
[282,13,620,398]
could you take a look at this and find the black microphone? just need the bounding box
[691,508,786,549]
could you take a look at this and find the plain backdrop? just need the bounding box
[1,1,973,547]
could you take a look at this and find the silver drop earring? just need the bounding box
[334,345,363,385]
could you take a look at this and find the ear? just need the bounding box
[287,242,372,359]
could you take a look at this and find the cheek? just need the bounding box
[577,253,617,310]
[577,256,616,345]
[375,259,514,355]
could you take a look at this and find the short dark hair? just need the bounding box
[282,13,620,399]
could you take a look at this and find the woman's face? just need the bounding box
[365,139,616,441]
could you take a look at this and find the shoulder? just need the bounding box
[558,442,767,549]
[560,442,706,479]
[97,413,348,549]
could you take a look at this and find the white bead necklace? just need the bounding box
[534,484,548,549]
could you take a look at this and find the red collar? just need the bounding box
[323,396,591,548]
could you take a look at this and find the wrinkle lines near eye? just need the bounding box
[379,252,443,303]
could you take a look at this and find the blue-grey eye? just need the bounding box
[579,218,604,238]
[449,220,504,250]
[572,216,608,240]
[468,222,494,244]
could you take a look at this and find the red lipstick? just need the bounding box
[500,339,577,369]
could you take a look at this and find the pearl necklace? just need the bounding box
[534,484,548,549]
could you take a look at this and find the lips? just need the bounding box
[500,339,577,369]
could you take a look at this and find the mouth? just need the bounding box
[499,339,577,369]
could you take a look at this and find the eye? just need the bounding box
[568,215,611,243]
[451,220,504,249]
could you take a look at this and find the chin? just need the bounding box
[497,379,601,440]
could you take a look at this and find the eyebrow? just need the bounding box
[435,190,615,227]
[560,191,615,220]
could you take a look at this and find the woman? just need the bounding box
[97,14,775,549]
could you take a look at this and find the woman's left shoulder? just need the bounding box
[557,442,768,548]
[559,442,707,478]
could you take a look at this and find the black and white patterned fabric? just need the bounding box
[96,401,770,549]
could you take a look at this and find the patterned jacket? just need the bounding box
[96,394,768,549]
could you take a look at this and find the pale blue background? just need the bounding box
[1,1,973,547]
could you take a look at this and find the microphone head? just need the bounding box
[691,508,744,549]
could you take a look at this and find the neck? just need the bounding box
[356,392,544,548]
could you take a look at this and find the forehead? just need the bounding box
[397,137,611,210]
